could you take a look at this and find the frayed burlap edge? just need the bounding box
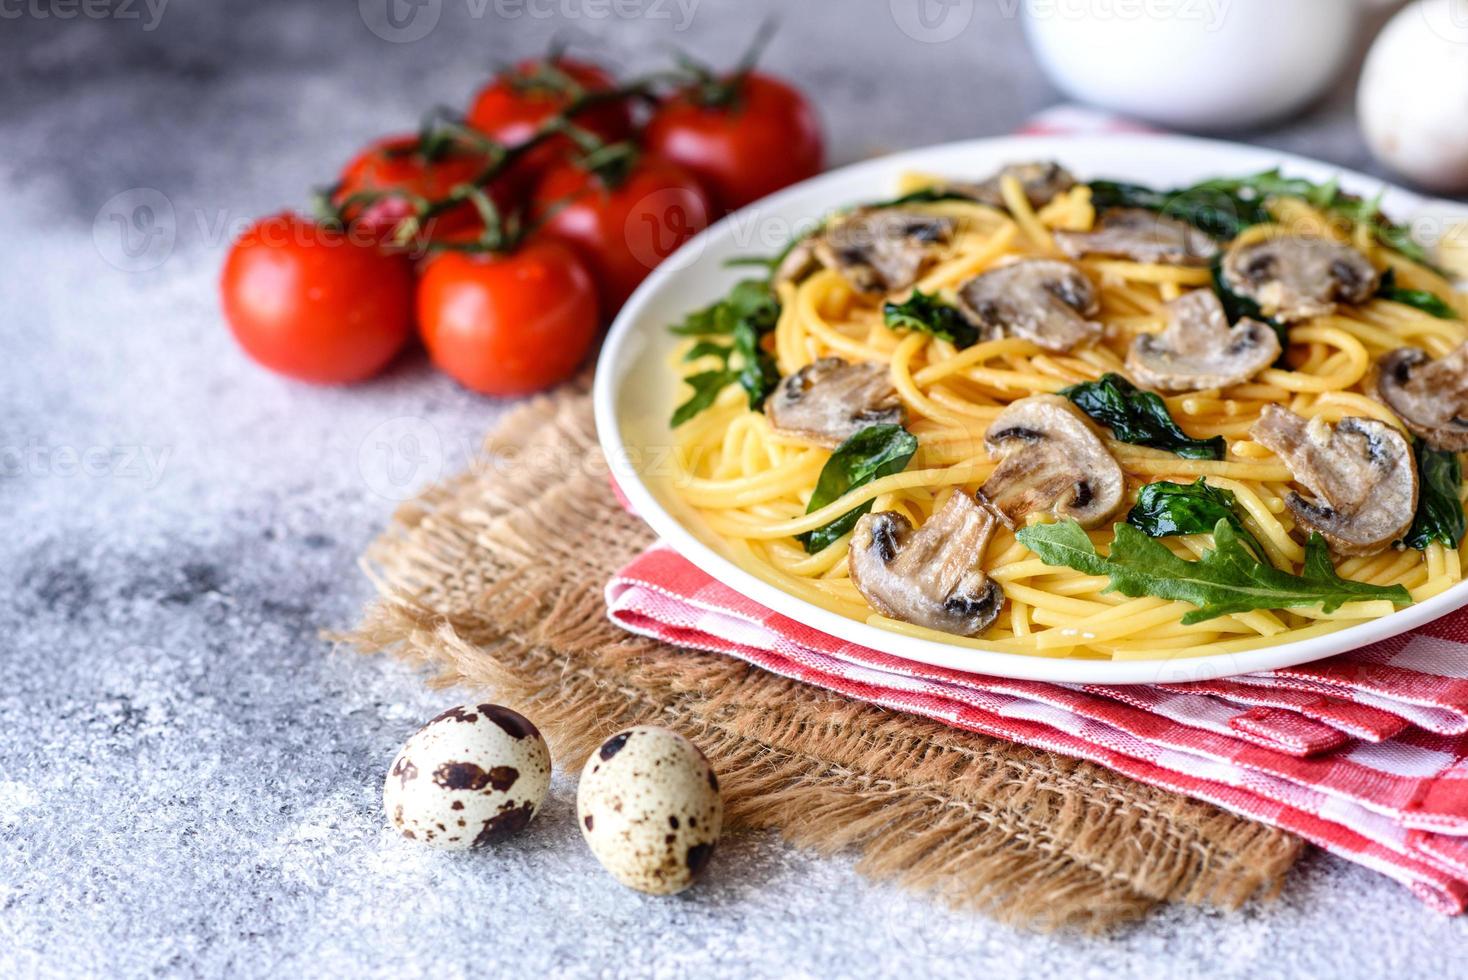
[338,382,1303,931]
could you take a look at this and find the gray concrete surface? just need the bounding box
[2,1,1464,977]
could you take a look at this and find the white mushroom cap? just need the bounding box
[957,259,1102,353]
[764,358,903,448]
[775,208,956,295]
[1222,235,1380,322]
[1055,208,1218,267]
[1126,289,1282,392]
[979,394,1126,528]
[938,161,1077,210]
[1250,405,1418,556]
[1373,342,1468,451]
[848,491,1005,636]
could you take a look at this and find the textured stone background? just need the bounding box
[2,1,1465,976]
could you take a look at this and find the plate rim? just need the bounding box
[594,132,1468,685]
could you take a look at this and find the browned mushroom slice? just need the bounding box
[1054,208,1218,266]
[1250,405,1418,556]
[1125,289,1282,392]
[764,358,903,449]
[937,161,1077,210]
[1222,235,1380,322]
[957,259,1102,353]
[848,491,1006,636]
[1373,343,1468,451]
[979,394,1125,528]
[774,208,956,294]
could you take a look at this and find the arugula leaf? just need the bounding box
[1089,168,1441,272]
[1016,519,1412,624]
[1404,442,1467,551]
[669,279,782,426]
[732,318,779,410]
[670,371,737,428]
[1089,179,1263,239]
[882,289,980,348]
[1211,257,1288,351]
[866,187,978,210]
[1376,268,1458,320]
[1126,478,1266,559]
[797,425,919,554]
[1060,373,1226,460]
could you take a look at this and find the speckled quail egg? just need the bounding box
[383,702,551,850]
[576,725,722,895]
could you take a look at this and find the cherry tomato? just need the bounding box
[467,58,633,177]
[221,212,414,384]
[335,134,505,244]
[645,72,823,213]
[417,238,599,396]
[533,154,711,315]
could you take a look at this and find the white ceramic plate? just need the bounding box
[594,134,1468,685]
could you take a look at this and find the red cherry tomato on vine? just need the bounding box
[417,238,599,396]
[533,154,711,315]
[467,58,633,177]
[335,135,505,244]
[220,212,414,384]
[645,72,823,213]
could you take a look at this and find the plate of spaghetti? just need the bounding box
[594,135,1468,683]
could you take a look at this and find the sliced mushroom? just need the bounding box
[979,394,1126,528]
[957,259,1102,352]
[1373,342,1468,451]
[764,358,903,448]
[1054,208,1218,266]
[937,161,1077,211]
[1250,405,1418,556]
[774,208,956,294]
[1222,235,1380,322]
[1125,289,1282,392]
[848,491,1006,636]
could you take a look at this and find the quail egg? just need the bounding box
[383,702,551,850]
[577,725,722,895]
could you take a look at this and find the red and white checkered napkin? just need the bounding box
[603,106,1468,910]
[606,546,1468,913]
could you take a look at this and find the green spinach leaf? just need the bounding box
[798,425,919,554]
[1060,373,1226,460]
[1016,519,1412,624]
[1376,268,1458,320]
[1126,478,1265,559]
[882,289,980,348]
[1404,443,1467,551]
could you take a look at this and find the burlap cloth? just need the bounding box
[342,382,1304,930]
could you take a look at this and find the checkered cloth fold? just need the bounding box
[605,107,1468,912]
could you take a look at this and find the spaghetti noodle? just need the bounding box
[666,169,1467,661]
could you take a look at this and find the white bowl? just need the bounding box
[594,133,1468,685]
[1022,0,1359,131]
